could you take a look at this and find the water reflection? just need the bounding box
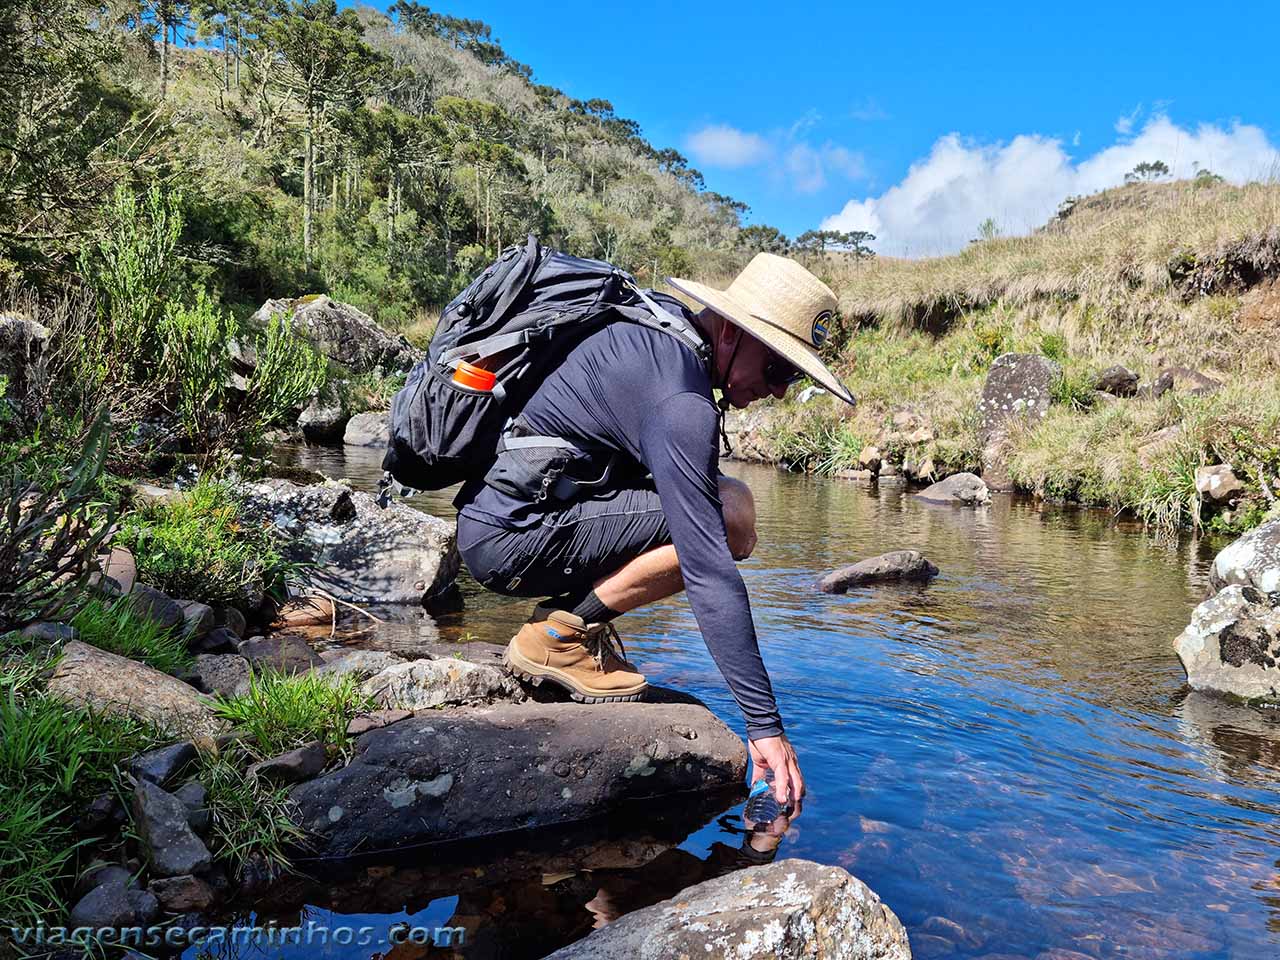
[259,443,1280,958]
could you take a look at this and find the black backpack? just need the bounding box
[381,235,709,501]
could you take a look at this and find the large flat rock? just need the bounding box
[46,642,223,738]
[291,701,746,857]
[235,479,459,605]
[544,858,911,959]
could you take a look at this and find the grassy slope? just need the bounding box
[749,180,1280,532]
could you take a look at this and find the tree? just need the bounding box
[254,0,391,267]
[794,229,876,259]
[737,224,790,254]
[1124,160,1170,184]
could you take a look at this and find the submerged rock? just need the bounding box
[543,858,910,959]
[47,642,223,738]
[1174,585,1280,703]
[236,479,459,605]
[818,551,939,593]
[1210,519,1280,594]
[916,472,991,506]
[291,700,746,857]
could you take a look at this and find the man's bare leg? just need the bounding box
[592,477,757,614]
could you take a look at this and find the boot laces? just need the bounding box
[584,622,628,670]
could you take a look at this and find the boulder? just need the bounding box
[128,741,196,787]
[299,397,350,446]
[179,601,215,640]
[237,633,324,674]
[978,353,1061,490]
[1095,364,1139,397]
[720,406,782,463]
[360,657,523,709]
[216,605,248,639]
[185,654,251,698]
[1196,464,1245,503]
[314,649,406,680]
[248,740,328,785]
[818,550,940,593]
[1174,585,1280,703]
[127,584,185,633]
[68,877,158,930]
[346,708,413,737]
[101,545,138,594]
[0,315,51,425]
[1137,370,1175,399]
[132,780,213,878]
[74,863,133,900]
[542,859,910,960]
[907,426,934,445]
[291,701,746,857]
[276,596,335,627]
[173,781,210,833]
[190,625,241,654]
[1161,365,1222,396]
[249,295,422,374]
[858,445,882,471]
[343,411,390,447]
[1210,519,1280,594]
[46,642,223,738]
[916,472,991,506]
[148,874,215,912]
[235,479,459,605]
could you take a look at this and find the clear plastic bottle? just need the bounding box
[744,776,792,832]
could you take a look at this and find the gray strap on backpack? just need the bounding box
[624,280,710,361]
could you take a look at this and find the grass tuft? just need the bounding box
[70,596,193,675]
[210,669,374,761]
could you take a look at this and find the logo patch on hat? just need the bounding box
[811,311,832,348]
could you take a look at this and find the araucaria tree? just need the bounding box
[254,0,391,267]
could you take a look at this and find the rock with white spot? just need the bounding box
[1174,585,1280,703]
[978,353,1060,491]
[1210,519,1280,595]
[542,858,910,959]
[290,699,746,856]
[360,657,522,709]
[916,472,990,506]
[1196,464,1244,503]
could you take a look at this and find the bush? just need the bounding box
[210,669,373,760]
[70,597,192,675]
[115,478,298,606]
[0,678,164,926]
[0,413,115,632]
[162,288,235,451]
[237,308,327,450]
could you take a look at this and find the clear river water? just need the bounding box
[222,444,1280,960]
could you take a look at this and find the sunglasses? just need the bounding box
[764,356,804,386]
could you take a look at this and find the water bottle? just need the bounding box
[744,776,792,832]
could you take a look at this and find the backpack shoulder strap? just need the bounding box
[621,279,711,365]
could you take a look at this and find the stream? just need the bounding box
[217,445,1280,959]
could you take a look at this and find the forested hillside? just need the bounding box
[2,0,750,326]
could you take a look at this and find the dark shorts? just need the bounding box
[457,487,671,598]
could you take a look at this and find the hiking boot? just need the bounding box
[503,606,647,703]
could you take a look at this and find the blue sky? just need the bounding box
[376,0,1280,255]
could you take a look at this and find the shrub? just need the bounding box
[237,308,327,450]
[70,597,193,675]
[196,749,308,878]
[0,413,114,632]
[115,478,298,606]
[162,288,235,452]
[210,669,373,760]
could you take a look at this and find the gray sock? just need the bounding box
[570,589,621,624]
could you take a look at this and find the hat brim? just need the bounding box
[665,277,856,406]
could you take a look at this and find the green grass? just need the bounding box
[115,477,300,606]
[210,669,374,761]
[0,665,165,927]
[196,748,309,879]
[70,596,193,675]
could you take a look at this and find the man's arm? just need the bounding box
[638,390,783,740]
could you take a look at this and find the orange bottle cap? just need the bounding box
[452,360,496,391]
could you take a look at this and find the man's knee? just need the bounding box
[719,476,757,560]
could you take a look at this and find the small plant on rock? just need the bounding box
[210,668,374,760]
[70,596,193,675]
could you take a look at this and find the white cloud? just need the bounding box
[1115,103,1143,135]
[785,143,868,194]
[685,124,771,168]
[821,116,1280,257]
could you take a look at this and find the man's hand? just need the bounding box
[747,733,805,805]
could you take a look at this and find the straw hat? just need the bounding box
[666,254,854,405]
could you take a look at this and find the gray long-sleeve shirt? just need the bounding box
[456,317,784,739]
